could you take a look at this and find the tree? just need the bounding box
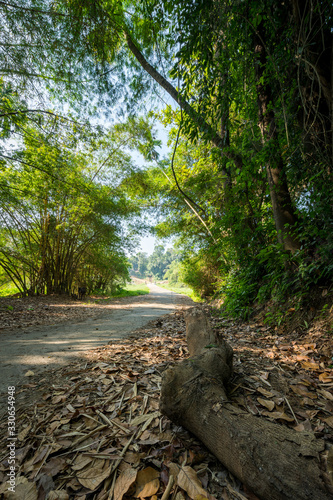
[0,115,143,295]
[2,0,333,305]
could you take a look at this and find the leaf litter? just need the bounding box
[0,305,332,499]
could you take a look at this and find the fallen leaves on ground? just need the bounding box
[0,293,151,332]
[0,312,244,499]
[0,305,332,499]
[214,312,333,436]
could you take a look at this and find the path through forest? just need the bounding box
[0,284,193,398]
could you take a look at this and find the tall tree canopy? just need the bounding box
[1,0,332,308]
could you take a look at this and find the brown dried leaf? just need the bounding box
[168,462,181,482]
[76,461,111,490]
[301,361,320,370]
[114,468,138,500]
[51,395,66,405]
[256,387,274,398]
[318,389,333,401]
[4,477,37,500]
[134,467,160,498]
[323,416,333,428]
[131,412,159,427]
[32,446,49,465]
[177,466,209,499]
[101,378,113,385]
[294,420,312,432]
[290,385,317,399]
[18,425,32,442]
[47,492,69,500]
[257,398,275,411]
[319,372,333,383]
[71,455,93,471]
[41,457,67,477]
[261,411,294,422]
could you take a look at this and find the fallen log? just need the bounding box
[160,309,333,500]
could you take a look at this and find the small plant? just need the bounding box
[7,305,13,311]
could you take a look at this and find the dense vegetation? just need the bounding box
[1,1,332,319]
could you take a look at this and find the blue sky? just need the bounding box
[135,120,171,255]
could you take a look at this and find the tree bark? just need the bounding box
[254,27,300,253]
[160,308,332,500]
[160,348,332,500]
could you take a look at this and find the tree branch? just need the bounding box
[124,31,243,169]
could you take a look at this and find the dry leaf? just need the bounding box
[18,424,32,442]
[71,455,93,470]
[294,420,312,432]
[41,457,67,477]
[131,412,159,426]
[114,468,138,500]
[257,398,275,411]
[101,378,113,385]
[175,493,186,500]
[261,411,294,422]
[77,462,111,490]
[318,389,333,401]
[47,492,69,500]
[256,387,274,398]
[168,463,181,482]
[301,361,320,370]
[177,466,209,499]
[290,385,317,399]
[24,370,34,377]
[258,375,271,387]
[319,372,333,383]
[134,467,160,498]
[32,446,49,465]
[323,416,333,428]
[4,477,37,500]
[51,395,65,405]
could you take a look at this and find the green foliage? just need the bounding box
[112,284,150,297]
[0,112,147,296]
[156,282,201,302]
[1,0,332,323]
[93,283,149,299]
[179,252,220,299]
[129,246,179,280]
[163,260,180,285]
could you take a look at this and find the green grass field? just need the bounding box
[156,282,201,302]
[112,283,150,297]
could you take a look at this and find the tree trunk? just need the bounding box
[255,27,300,253]
[160,356,332,500]
[125,31,243,170]
[160,308,333,500]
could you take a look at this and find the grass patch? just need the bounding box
[113,283,150,297]
[156,282,202,302]
[92,283,150,300]
[0,283,20,297]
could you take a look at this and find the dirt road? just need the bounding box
[0,284,193,396]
